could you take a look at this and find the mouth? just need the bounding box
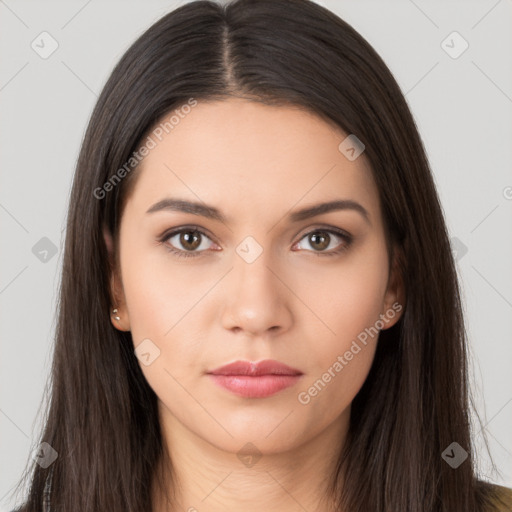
[207,359,303,398]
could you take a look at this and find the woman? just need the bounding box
[8,0,512,510]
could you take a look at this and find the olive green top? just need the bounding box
[487,483,512,511]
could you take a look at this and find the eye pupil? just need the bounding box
[310,231,330,250]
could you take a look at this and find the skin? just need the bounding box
[105,97,405,512]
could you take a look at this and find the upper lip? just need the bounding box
[208,359,303,376]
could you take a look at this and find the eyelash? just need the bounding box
[158,225,353,260]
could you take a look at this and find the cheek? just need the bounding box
[293,293,383,431]
[120,248,207,407]
[292,241,388,405]
[121,239,208,338]
[120,241,217,387]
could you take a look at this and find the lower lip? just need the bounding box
[208,374,303,398]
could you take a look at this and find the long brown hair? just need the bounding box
[9,0,504,510]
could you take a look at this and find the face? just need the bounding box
[106,98,403,456]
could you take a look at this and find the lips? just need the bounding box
[207,359,303,377]
[207,359,303,398]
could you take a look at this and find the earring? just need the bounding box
[112,308,120,321]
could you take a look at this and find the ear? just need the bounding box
[103,224,131,332]
[381,247,405,330]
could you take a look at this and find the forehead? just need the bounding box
[127,98,380,225]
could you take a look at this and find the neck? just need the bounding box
[151,401,349,512]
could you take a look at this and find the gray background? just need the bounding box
[1,0,511,509]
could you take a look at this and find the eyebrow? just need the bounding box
[146,198,371,226]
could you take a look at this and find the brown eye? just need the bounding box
[162,228,215,258]
[177,230,202,251]
[308,231,330,251]
[294,228,352,256]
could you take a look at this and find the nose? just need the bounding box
[220,249,293,337]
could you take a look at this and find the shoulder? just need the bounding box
[481,481,512,511]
